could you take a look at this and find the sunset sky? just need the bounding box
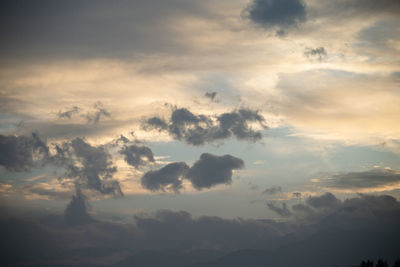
[1,0,400,266]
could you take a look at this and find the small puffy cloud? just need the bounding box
[141,153,244,192]
[120,144,155,168]
[143,107,267,146]
[141,162,189,192]
[186,153,244,190]
[262,186,282,195]
[304,47,327,61]
[243,0,306,33]
[205,92,217,101]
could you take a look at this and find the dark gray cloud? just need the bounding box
[262,186,282,195]
[141,162,189,192]
[243,0,306,33]
[323,169,400,190]
[0,133,49,171]
[306,192,341,209]
[1,193,400,267]
[143,107,267,146]
[64,138,122,196]
[186,153,244,190]
[144,117,169,131]
[267,193,342,219]
[133,209,280,252]
[304,47,327,61]
[58,106,80,119]
[141,153,244,192]
[64,189,93,225]
[120,144,155,168]
[266,202,292,217]
[48,137,122,196]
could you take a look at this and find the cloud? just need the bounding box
[120,144,155,168]
[144,117,169,131]
[205,91,217,101]
[243,0,306,33]
[186,153,245,190]
[292,192,302,198]
[133,209,280,251]
[305,192,341,209]
[195,194,400,267]
[325,0,400,16]
[64,189,93,225]
[323,169,400,191]
[0,133,49,172]
[141,162,189,192]
[269,192,341,219]
[84,101,111,125]
[274,69,400,144]
[266,202,292,217]
[143,107,267,146]
[304,47,327,61]
[141,153,244,192]
[262,186,282,195]
[58,106,80,119]
[64,138,122,196]
[0,0,210,62]
[1,193,400,266]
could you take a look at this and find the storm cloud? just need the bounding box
[143,107,267,146]
[141,153,244,192]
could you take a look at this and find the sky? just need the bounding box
[1,0,400,266]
